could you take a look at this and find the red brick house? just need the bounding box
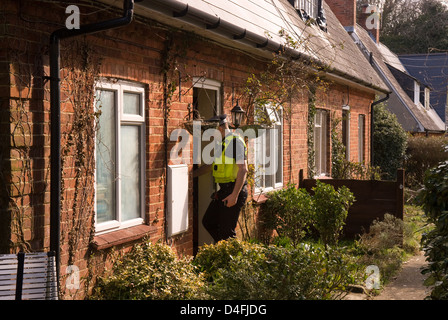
[0,0,388,298]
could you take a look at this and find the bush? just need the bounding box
[419,160,448,299]
[356,214,408,285]
[92,241,207,300]
[312,180,355,246]
[193,239,356,300]
[192,238,265,282]
[404,135,448,189]
[372,104,407,180]
[262,184,314,246]
[357,214,404,253]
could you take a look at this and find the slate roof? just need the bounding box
[352,24,445,133]
[134,0,388,93]
[399,53,448,123]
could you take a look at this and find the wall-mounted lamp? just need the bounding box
[230,99,245,128]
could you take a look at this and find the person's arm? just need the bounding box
[193,164,212,177]
[222,161,247,207]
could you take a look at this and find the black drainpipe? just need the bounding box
[49,0,135,287]
[370,93,390,167]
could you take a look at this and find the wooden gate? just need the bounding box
[298,169,405,238]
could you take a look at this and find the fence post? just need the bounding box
[298,169,304,188]
[396,169,405,220]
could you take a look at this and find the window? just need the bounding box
[424,87,430,110]
[314,109,328,177]
[95,81,145,233]
[254,106,283,191]
[414,81,420,106]
[358,115,365,163]
[342,109,350,160]
[291,0,319,19]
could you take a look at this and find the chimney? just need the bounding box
[325,0,357,32]
[358,4,380,43]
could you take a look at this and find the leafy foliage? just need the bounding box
[419,161,448,300]
[404,135,448,189]
[312,181,355,246]
[92,241,207,300]
[331,113,382,180]
[358,0,448,54]
[262,184,314,246]
[194,239,355,300]
[262,181,355,246]
[372,104,407,180]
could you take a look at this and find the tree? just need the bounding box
[357,0,448,54]
[372,104,407,180]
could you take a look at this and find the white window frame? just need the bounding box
[294,0,319,18]
[358,114,366,163]
[94,80,146,234]
[314,109,328,177]
[342,107,350,161]
[414,81,420,106]
[424,87,430,110]
[253,105,283,194]
[193,77,222,114]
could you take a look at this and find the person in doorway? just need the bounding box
[193,114,248,243]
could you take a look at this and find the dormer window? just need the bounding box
[289,0,319,19]
[414,81,420,106]
[424,87,430,110]
[288,0,327,32]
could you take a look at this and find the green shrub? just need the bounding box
[419,160,448,299]
[193,238,265,282]
[262,184,314,246]
[372,104,407,180]
[357,214,404,254]
[404,135,448,189]
[194,239,356,300]
[312,180,355,246]
[92,241,207,300]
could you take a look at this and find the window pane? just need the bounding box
[95,90,116,223]
[120,125,142,221]
[265,128,273,188]
[321,111,327,174]
[123,92,141,115]
[254,133,264,189]
[314,112,321,175]
[358,115,365,163]
[314,110,327,176]
[275,124,282,184]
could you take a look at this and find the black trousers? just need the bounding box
[202,182,248,243]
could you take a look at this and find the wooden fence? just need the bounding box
[298,169,405,239]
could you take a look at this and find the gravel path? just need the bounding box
[373,251,431,300]
[345,251,431,300]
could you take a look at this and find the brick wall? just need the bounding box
[325,0,356,28]
[1,0,375,299]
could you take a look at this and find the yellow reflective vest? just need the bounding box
[213,134,247,183]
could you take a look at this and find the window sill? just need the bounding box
[252,185,284,205]
[91,224,157,250]
[252,193,269,205]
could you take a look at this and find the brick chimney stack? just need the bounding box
[325,0,357,31]
[326,0,381,43]
[358,4,380,43]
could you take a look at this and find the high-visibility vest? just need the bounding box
[213,134,246,183]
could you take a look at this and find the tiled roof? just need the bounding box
[399,53,448,122]
[134,0,389,92]
[354,25,445,132]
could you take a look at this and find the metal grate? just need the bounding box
[0,252,58,300]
